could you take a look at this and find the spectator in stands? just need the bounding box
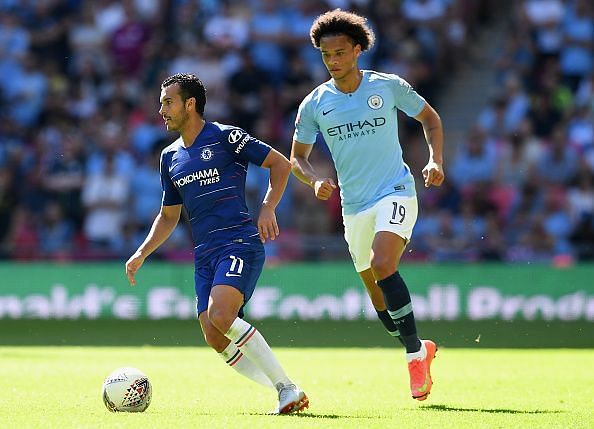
[558,0,593,92]
[67,2,109,76]
[129,143,162,234]
[227,49,271,133]
[202,1,249,51]
[38,201,74,260]
[82,153,130,251]
[450,126,497,189]
[567,163,594,224]
[108,0,152,77]
[537,126,579,185]
[507,214,557,262]
[43,133,86,228]
[248,0,290,84]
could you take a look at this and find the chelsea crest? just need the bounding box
[201,147,213,161]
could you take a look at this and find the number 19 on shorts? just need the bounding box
[389,201,406,225]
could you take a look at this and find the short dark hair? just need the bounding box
[310,9,375,51]
[161,73,207,116]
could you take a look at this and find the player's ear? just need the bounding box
[185,97,195,112]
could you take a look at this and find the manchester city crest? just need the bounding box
[367,94,383,109]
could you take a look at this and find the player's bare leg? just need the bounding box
[208,285,308,414]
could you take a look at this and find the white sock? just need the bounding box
[225,318,292,390]
[219,342,274,389]
[406,340,427,362]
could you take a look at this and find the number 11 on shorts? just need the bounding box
[225,255,244,277]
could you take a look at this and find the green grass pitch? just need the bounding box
[0,347,592,428]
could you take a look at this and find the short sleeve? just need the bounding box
[222,127,272,166]
[391,75,426,118]
[160,150,182,206]
[293,95,319,145]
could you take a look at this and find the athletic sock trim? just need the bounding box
[234,325,255,345]
[228,352,244,366]
[236,327,257,347]
[225,349,242,365]
[388,302,413,319]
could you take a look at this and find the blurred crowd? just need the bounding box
[412,0,594,264]
[0,0,591,264]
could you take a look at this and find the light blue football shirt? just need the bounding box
[294,70,426,215]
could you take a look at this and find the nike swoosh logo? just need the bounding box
[417,380,428,393]
[225,273,241,277]
[322,108,336,116]
[168,164,176,173]
[389,220,402,225]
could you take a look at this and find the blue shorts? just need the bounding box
[194,244,265,317]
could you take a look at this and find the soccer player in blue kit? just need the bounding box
[125,73,308,414]
[291,10,445,401]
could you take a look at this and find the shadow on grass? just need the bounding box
[422,404,563,415]
[248,412,392,419]
[247,412,340,418]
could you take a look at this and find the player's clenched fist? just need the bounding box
[314,178,337,200]
[422,161,445,188]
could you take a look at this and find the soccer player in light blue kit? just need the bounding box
[125,74,308,414]
[291,10,445,401]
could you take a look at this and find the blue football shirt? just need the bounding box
[160,122,271,263]
[294,70,426,215]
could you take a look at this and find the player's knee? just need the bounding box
[202,323,228,352]
[207,306,235,334]
[370,254,397,278]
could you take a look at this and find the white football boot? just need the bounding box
[273,383,309,414]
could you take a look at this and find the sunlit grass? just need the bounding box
[0,347,592,428]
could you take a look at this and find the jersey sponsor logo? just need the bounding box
[234,134,251,154]
[322,108,336,116]
[200,147,213,161]
[228,129,244,144]
[174,168,220,187]
[367,95,384,109]
[326,117,386,140]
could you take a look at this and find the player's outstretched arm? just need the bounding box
[415,103,445,188]
[258,148,291,243]
[290,140,336,200]
[125,204,182,285]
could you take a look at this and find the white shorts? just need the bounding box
[343,195,418,272]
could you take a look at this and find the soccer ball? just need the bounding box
[102,367,152,412]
